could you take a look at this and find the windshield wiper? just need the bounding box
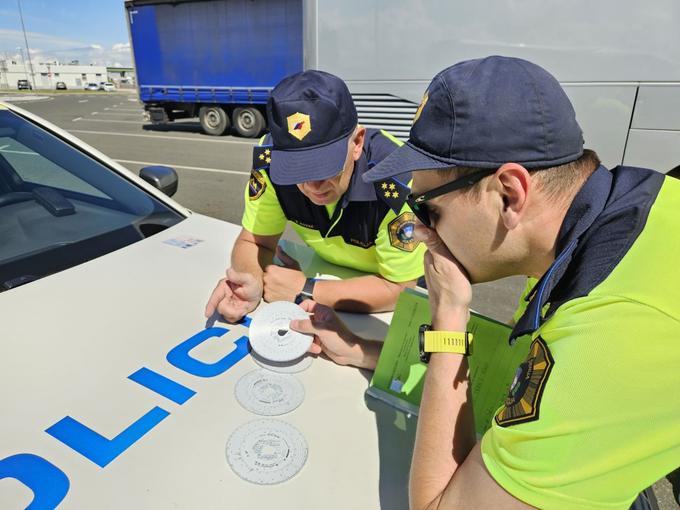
[2,274,39,290]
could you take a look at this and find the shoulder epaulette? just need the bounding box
[252,144,273,171]
[373,176,410,214]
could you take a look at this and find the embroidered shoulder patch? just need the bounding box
[248,170,267,201]
[388,212,419,252]
[495,337,554,427]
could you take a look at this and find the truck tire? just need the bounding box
[233,107,265,138]
[199,106,230,136]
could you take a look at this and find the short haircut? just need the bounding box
[437,149,601,201]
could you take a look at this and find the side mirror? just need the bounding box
[139,166,178,197]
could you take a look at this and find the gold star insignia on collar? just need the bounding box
[264,149,271,156]
[392,191,399,198]
[259,154,265,161]
[388,183,396,190]
[265,157,271,163]
[384,191,391,198]
[381,182,388,190]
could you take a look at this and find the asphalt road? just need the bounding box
[4,91,677,508]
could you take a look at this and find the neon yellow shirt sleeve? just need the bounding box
[481,298,680,510]
[375,201,426,282]
[241,169,287,236]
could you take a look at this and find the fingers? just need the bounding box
[226,267,255,286]
[414,224,448,255]
[217,299,245,323]
[296,299,318,313]
[275,245,301,270]
[308,339,323,355]
[204,279,230,318]
[289,318,316,335]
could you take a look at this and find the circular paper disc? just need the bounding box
[226,419,308,485]
[234,369,305,416]
[251,350,314,374]
[249,301,313,362]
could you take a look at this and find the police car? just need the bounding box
[0,102,411,509]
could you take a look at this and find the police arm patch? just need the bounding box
[388,212,419,252]
[248,170,267,201]
[495,337,554,427]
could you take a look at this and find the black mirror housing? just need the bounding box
[139,166,179,197]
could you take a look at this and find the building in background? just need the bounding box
[0,60,108,90]
[107,66,136,88]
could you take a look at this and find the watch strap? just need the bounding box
[423,330,472,355]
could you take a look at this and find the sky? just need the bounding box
[0,0,132,66]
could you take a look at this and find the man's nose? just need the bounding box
[306,180,326,190]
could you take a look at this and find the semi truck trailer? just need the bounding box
[126,0,680,173]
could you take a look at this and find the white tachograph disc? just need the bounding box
[249,301,313,362]
[250,350,314,374]
[235,369,305,416]
[226,419,308,485]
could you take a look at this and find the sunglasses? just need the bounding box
[406,168,497,227]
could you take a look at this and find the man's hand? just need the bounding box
[290,300,379,368]
[414,225,472,330]
[263,266,306,302]
[204,268,262,323]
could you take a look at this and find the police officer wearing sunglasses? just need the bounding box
[290,56,680,509]
[205,70,426,323]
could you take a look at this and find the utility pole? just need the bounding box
[17,0,36,90]
[17,46,29,85]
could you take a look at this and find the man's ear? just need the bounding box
[494,162,531,230]
[351,126,366,162]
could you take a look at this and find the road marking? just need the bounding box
[71,118,142,124]
[91,112,98,115]
[72,117,82,121]
[93,112,143,116]
[67,129,257,145]
[78,99,88,103]
[115,159,249,176]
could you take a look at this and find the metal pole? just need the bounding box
[17,46,29,85]
[17,0,36,90]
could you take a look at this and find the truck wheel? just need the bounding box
[199,106,230,136]
[233,107,265,138]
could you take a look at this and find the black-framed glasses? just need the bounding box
[406,168,497,227]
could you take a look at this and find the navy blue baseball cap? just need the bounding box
[364,56,584,182]
[266,70,358,186]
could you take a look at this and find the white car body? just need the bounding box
[0,102,410,509]
[101,82,115,92]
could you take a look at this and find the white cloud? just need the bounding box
[0,29,131,67]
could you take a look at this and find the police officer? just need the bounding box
[290,57,680,509]
[205,70,425,323]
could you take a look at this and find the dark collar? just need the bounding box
[342,152,378,205]
[510,165,613,342]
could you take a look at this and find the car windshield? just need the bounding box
[0,106,185,291]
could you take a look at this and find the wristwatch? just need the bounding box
[294,278,316,305]
[418,324,473,363]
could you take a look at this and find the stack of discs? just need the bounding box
[226,301,314,486]
[248,301,315,372]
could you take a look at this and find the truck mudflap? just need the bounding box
[147,107,169,124]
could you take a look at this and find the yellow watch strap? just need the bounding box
[423,331,472,355]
